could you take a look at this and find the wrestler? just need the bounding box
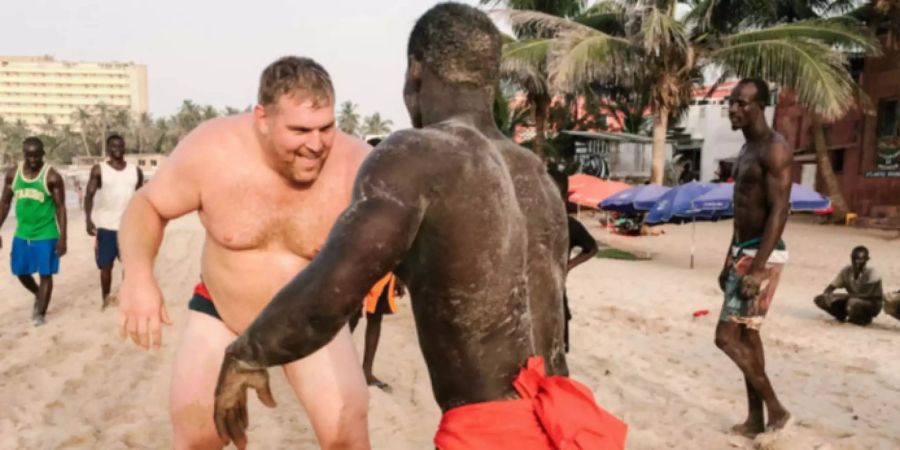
[117,57,371,449]
[214,4,627,449]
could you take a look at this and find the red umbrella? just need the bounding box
[567,174,630,208]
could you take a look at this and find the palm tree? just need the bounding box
[337,101,361,136]
[711,0,890,220]
[499,0,880,184]
[72,107,95,157]
[360,112,394,137]
[482,0,593,158]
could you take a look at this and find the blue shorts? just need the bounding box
[10,237,60,276]
[95,228,119,269]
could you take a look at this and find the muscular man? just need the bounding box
[0,137,68,326]
[84,134,144,310]
[814,246,884,326]
[715,79,792,437]
[117,57,370,449]
[213,4,627,449]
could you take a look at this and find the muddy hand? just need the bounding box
[214,354,277,449]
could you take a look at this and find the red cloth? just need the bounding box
[193,282,211,300]
[434,356,627,450]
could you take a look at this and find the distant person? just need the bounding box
[0,137,68,326]
[715,78,791,437]
[548,169,599,352]
[84,134,144,310]
[814,246,884,326]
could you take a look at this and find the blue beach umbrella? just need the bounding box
[644,181,718,225]
[691,183,831,215]
[600,184,671,213]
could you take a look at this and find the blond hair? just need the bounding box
[258,56,334,107]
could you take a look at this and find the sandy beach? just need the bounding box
[2,209,899,450]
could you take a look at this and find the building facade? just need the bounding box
[775,40,900,218]
[0,55,148,129]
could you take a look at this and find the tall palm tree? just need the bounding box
[360,113,393,137]
[500,0,880,184]
[72,107,95,157]
[337,101,361,136]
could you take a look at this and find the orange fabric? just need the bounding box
[434,356,627,450]
[364,273,397,314]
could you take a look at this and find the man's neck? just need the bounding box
[23,163,44,176]
[419,82,496,132]
[741,119,772,143]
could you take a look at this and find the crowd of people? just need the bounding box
[1,3,898,449]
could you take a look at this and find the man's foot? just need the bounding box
[366,376,392,393]
[102,291,119,311]
[33,315,46,327]
[766,410,792,432]
[730,420,764,438]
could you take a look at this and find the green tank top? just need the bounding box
[12,163,60,240]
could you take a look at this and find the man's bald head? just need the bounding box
[407,2,501,88]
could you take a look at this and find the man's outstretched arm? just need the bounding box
[226,148,426,367]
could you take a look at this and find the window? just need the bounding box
[830,148,845,173]
[876,98,899,138]
[150,160,157,167]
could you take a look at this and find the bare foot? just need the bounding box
[767,410,792,431]
[366,376,392,393]
[102,291,119,311]
[33,315,46,327]
[731,420,764,438]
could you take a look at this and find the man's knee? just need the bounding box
[317,395,369,450]
[170,405,223,450]
[714,328,734,351]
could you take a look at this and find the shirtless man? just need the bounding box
[84,134,144,310]
[213,4,627,449]
[117,57,370,450]
[715,78,792,437]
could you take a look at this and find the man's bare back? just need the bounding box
[214,6,627,449]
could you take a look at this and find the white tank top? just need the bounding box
[92,162,139,230]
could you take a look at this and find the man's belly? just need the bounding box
[200,242,311,334]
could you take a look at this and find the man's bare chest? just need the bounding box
[199,178,348,255]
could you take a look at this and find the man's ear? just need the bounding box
[254,104,270,135]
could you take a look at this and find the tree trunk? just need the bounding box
[811,115,850,222]
[79,131,92,157]
[532,94,549,160]
[650,108,669,184]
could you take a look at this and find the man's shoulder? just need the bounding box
[864,266,882,282]
[171,115,251,163]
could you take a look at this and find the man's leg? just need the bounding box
[814,294,849,322]
[846,298,878,326]
[884,293,900,321]
[170,311,238,450]
[715,321,789,434]
[100,266,114,310]
[715,322,763,436]
[348,307,362,333]
[745,327,790,429]
[362,311,389,391]
[17,275,39,294]
[283,325,369,450]
[33,275,53,325]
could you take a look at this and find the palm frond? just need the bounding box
[548,28,634,93]
[726,19,881,55]
[493,9,595,37]
[500,38,555,94]
[636,5,689,55]
[710,38,857,119]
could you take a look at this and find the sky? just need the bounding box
[1,0,486,129]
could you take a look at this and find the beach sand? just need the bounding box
[2,210,899,449]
